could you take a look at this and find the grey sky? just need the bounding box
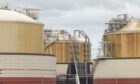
[1,0,140,58]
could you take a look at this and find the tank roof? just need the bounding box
[118,19,140,33]
[0,9,40,24]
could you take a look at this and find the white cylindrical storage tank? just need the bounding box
[0,10,44,53]
[0,53,56,84]
[93,58,140,84]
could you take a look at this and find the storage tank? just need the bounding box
[0,10,56,84]
[44,30,91,63]
[104,20,140,58]
[0,10,43,53]
[45,40,89,63]
[0,53,56,84]
[93,58,140,84]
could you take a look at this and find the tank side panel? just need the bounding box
[136,34,140,56]
[29,24,43,53]
[114,34,121,57]
[0,55,56,78]
[104,33,140,58]
[0,22,43,53]
[0,22,18,52]
[94,59,140,78]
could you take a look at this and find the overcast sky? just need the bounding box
[1,0,140,58]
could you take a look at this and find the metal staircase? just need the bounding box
[70,30,91,84]
[70,36,80,84]
[75,30,91,84]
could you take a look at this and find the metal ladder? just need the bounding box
[75,30,91,84]
[71,30,91,84]
[70,36,80,84]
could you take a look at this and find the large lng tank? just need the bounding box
[44,30,91,63]
[0,10,56,84]
[93,58,140,84]
[104,20,140,57]
[0,10,43,53]
[92,18,140,84]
